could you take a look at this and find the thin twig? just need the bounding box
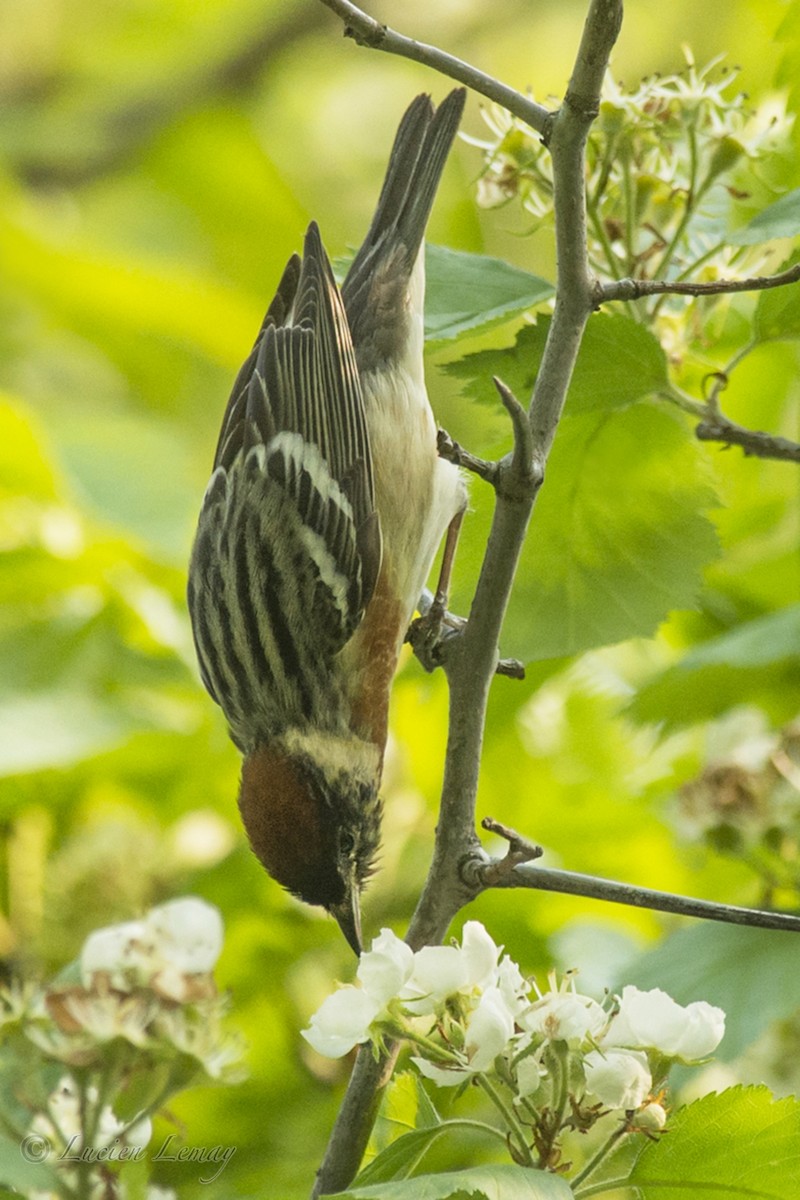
[436,428,498,485]
[469,858,800,933]
[598,261,800,303]
[479,816,543,885]
[318,0,552,133]
[695,418,800,462]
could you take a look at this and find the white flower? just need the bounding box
[146,898,223,974]
[80,921,153,987]
[125,1114,153,1149]
[461,922,501,989]
[357,929,414,1007]
[604,986,725,1060]
[584,1048,652,1109]
[410,984,516,1087]
[301,987,379,1058]
[670,1000,726,1060]
[515,1052,547,1100]
[521,989,606,1043]
[464,985,515,1072]
[411,1055,472,1087]
[95,1106,125,1148]
[401,945,469,1013]
[153,1006,244,1081]
[35,1077,81,1143]
[49,988,156,1046]
[79,898,225,996]
[400,923,505,1015]
[494,955,531,1019]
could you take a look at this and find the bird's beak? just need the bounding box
[330,887,363,956]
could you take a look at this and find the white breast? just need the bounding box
[363,363,465,629]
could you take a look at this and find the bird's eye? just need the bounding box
[339,831,356,856]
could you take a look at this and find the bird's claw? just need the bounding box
[406,597,464,672]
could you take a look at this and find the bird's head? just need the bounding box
[238,731,383,954]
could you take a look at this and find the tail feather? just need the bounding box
[342,88,466,370]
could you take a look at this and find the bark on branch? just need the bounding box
[598,260,800,303]
[317,0,551,133]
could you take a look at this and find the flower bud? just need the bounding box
[637,1101,668,1132]
[584,1048,652,1110]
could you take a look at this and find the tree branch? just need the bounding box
[529,0,622,457]
[317,0,551,133]
[695,417,800,462]
[464,854,800,934]
[598,261,800,303]
[312,2,623,1194]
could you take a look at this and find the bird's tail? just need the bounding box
[342,88,466,368]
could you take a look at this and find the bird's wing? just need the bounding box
[342,88,466,370]
[188,223,382,746]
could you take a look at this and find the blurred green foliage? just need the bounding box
[0,0,798,1195]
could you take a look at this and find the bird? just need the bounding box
[187,89,467,954]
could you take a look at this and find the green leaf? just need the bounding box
[622,924,800,1062]
[0,395,61,500]
[355,1127,450,1186]
[754,252,800,341]
[0,689,137,775]
[43,405,204,562]
[673,604,800,668]
[628,1087,800,1198]
[453,402,719,661]
[358,1120,507,1186]
[424,245,553,342]
[363,1071,442,1182]
[0,1133,61,1193]
[627,607,800,728]
[730,188,800,244]
[444,313,668,415]
[327,1162,573,1200]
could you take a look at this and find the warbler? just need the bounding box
[187,90,467,953]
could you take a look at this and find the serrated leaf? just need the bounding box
[453,402,719,662]
[629,1086,800,1198]
[729,188,800,244]
[621,925,800,1062]
[444,313,668,415]
[424,245,553,342]
[755,252,800,341]
[326,1162,573,1200]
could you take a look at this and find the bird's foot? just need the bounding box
[406,591,525,679]
[405,593,464,673]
